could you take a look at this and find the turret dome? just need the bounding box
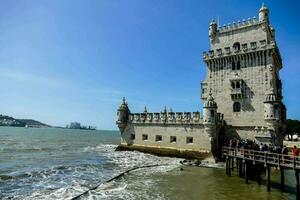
[259,3,269,23]
[118,97,129,110]
[210,19,217,26]
[259,3,269,13]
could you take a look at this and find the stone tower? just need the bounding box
[201,4,286,144]
[203,91,219,154]
[116,97,130,133]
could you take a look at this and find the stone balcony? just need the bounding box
[230,88,243,99]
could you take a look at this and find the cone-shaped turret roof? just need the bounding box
[118,97,129,110]
[259,3,269,13]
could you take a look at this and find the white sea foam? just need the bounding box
[4,142,181,200]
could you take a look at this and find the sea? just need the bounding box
[0,127,297,200]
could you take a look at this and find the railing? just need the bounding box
[222,146,300,169]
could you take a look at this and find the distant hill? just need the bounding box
[0,115,51,128]
[18,119,51,128]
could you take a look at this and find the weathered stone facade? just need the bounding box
[116,4,286,159]
[202,4,286,145]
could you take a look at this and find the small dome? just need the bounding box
[265,88,277,102]
[204,92,217,108]
[210,19,217,26]
[259,3,269,13]
[118,97,129,110]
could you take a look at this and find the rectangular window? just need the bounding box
[232,61,236,70]
[242,43,248,51]
[236,61,240,70]
[216,48,222,56]
[250,42,257,50]
[225,47,230,54]
[130,134,135,140]
[170,136,177,143]
[260,40,266,47]
[142,134,148,141]
[155,135,162,142]
[186,137,193,144]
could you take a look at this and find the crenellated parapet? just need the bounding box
[128,110,205,125]
[217,17,259,33]
[203,41,276,61]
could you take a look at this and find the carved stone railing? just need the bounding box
[129,111,204,124]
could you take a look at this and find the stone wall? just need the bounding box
[119,122,215,159]
[224,125,273,144]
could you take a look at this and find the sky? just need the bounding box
[0,0,299,130]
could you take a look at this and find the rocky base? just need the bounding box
[116,144,212,160]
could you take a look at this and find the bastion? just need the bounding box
[116,4,286,161]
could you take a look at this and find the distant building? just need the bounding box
[67,122,96,130]
[69,122,81,129]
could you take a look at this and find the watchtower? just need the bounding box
[201,4,286,144]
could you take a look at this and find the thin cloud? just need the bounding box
[0,68,70,88]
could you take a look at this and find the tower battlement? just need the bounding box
[217,17,259,33]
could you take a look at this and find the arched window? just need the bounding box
[233,42,240,51]
[231,82,235,89]
[233,102,241,112]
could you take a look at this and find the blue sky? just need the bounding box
[0,0,299,130]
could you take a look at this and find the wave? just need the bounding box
[1,146,56,153]
[83,144,118,152]
[2,143,182,200]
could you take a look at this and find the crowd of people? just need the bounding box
[226,138,299,157]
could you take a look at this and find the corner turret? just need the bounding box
[264,88,281,144]
[209,19,218,42]
[259,3,269,23]
[264,88,279,121]
[203,91,218,124]
[203,91,219,158]
[116,97,130,133]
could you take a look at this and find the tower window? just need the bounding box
[260,40,266,48]
[233,42,240,52]
[242,43,248,51]
[170,136,177,143]
[231,82,235,89]
[250,42,257,50]
[225,47,230,54]
[155,135,162,142]
[236,61,240,70]
[232,62,236,70]
[233,102,241,112]
[130,134,135,140]
[236,82,240,89]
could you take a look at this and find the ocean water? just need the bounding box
[0,127,296,199]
